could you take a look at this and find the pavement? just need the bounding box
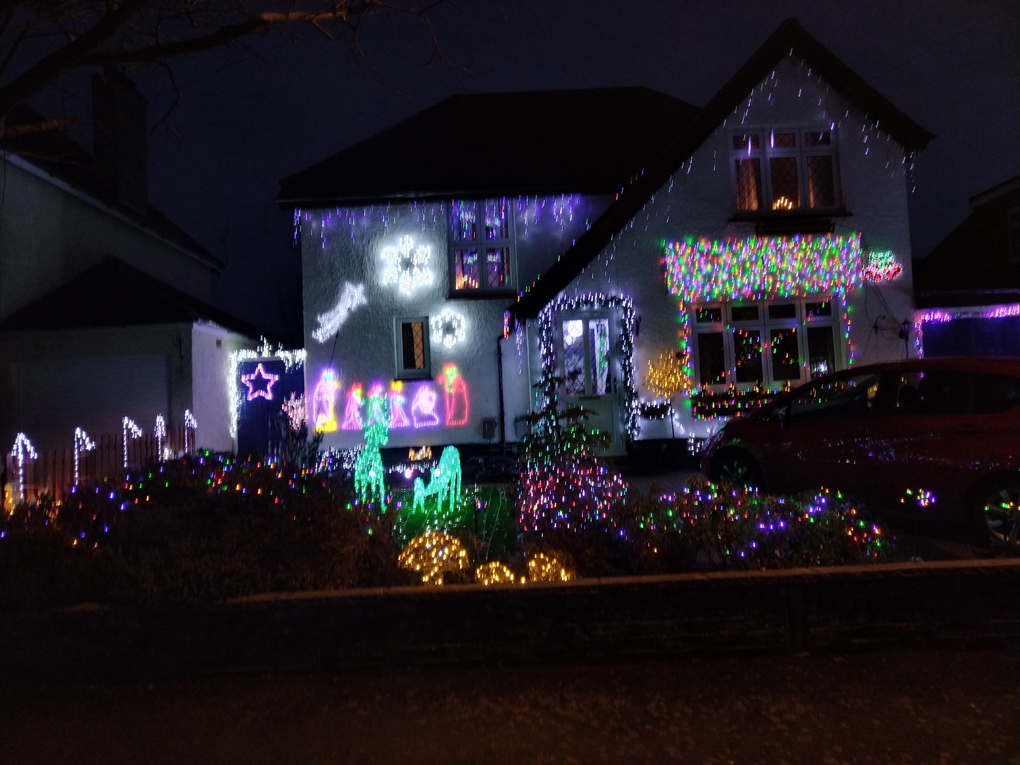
[2,647,1016,764]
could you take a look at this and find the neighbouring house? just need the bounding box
[279,19,932,461]
[1,71,266,496]
[912,176,1020,358]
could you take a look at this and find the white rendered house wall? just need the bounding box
[300,196,610,449]
[539,55,917,441]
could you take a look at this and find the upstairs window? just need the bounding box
[449,199,515,294]
[732,129,839,212]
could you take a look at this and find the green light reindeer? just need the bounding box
[413,445,462,521]
[354,388,389,506]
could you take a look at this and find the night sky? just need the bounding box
[37,0,1020,341]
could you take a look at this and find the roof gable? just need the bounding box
[277,87,700,206]
[509,18,935,319]
[0,256,272,340]
[2,105,221,270]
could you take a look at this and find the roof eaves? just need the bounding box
[509,18,935,319]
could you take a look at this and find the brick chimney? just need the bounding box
[91,69,148,213]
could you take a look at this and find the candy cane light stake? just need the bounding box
[11,433,38,500]
[122,417,143,469]
[74,428,96,485]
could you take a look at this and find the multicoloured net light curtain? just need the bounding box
[662,234,863,393]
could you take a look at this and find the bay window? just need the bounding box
[691,297,841,389]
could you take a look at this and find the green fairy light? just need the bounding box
[412,445,462,520]
[354,388,389,507]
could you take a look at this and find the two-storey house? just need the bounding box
[281,19,933,461]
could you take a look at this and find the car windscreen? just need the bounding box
[786,373,884,420]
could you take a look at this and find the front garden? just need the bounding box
[0,406,898,611]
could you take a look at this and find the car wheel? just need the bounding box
[970,475,1020,548]
[711,450,765,490]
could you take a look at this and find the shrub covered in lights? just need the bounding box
[0,454,408,609]
[515,402,628,533]
[628,477,894,571]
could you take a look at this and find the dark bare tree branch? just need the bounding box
[0,0,439,138]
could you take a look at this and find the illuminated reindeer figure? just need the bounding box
[412,445,462,518]
[354,393,389,506]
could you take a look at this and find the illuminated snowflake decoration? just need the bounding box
[381,235,434,296]
[430,308,467,349]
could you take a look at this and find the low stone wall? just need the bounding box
[3,559,1016,685]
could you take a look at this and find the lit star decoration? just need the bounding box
[228,340,305,438]
[862,251,903,282]
[397,530,470,586]
[311,282,367,343]
[11,433,38,500]
[430,308,467,349]
[154,415,167,461]
[381,235,434,296]
[122,417,143,469]
[412,445,462,518]
[663,235,862,394]
[74,427,96,485]
[914,304,1020,357]
[184,410,197,454]
[241,363,279,401]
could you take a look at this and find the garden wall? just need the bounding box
[3,559,1015,685]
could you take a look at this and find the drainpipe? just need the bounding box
[496,335,507,454]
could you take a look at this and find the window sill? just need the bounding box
[447,289,518,301]
[728,208,851,236]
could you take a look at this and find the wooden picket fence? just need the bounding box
[5,426,191,504]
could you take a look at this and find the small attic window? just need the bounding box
[732,129,840,212]
[449,199,516,295]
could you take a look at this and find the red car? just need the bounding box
[700,356,1020,546]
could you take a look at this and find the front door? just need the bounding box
[559,313,624,455]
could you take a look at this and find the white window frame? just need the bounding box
[394,316,432,380]
[690,296,844,390]
[448,198,517,296]
[730,127,843,212]
[558,311,615,397]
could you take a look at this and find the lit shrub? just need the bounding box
[397,530,470,586]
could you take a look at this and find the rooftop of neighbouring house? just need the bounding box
[1,104,220,270]
[0,256,271,340]
[277,87,701,206]
[914,176,1020,305]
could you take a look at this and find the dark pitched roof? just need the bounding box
[2,104,221,270]
[509,18,936,319]
[913,176,1019,299]
[0,256,272,340]
[277,87,700,206]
